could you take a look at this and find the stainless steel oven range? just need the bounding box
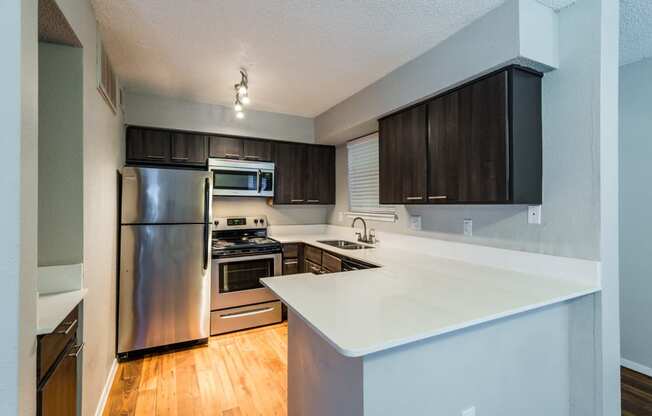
[210,215,282,335]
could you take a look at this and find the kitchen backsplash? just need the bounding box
[212,197,329,225]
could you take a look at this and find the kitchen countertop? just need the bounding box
[37,289,87,335]
[262,231,600,357]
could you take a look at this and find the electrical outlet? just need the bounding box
[462,406,476,416]
[409,215,422,231]
[463,219,473,236]
[528,205,542,225]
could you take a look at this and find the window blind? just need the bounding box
[347,134,395,217]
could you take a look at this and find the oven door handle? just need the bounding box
[219,307,275,319]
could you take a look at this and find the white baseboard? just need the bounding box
[622,358,652,378]
[94,359,118,416]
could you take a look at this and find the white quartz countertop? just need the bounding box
[262,231,600,357]
[37,289,87,335]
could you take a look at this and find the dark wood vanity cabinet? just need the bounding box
[305,145,335,205]
[170,132,208,166]
[126,127,171,164]
[379,65,542,205]
[243,139,274,161]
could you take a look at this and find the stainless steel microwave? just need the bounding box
[208,158,275,197]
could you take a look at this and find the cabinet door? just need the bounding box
[39,345,77,416]
[283,258,299,275]
[126,128,171,163]
[209,136,244,158]
[427,91,461,202]
[243,139,274,161]
[459,71,509,202]
[274,142,306,204]
[305,145,335,204]
[399,104,428,204]
[379,116,403,204]
[170,133,208,166]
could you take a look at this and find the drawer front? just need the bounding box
[38,342,78,416]
[322,252,342,273]
[283,258,299,275]
[38,305,79,383]
[304,259,322,275]
[304,245,322,265]
[211,301,281,335]
[282,243,299,258]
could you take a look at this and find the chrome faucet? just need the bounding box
[352,217,371,244]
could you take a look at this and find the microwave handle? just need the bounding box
[257,169,262,193]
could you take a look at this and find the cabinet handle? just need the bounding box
[145,154,165,160]
[224,153,241,158]
[307,199,320,203]
[171,156,190,161]
[291,199,304,203]
[284,260,299,265]
[405,196,423,201]
[68,343,84,358]
[244,155,260,159]
[56,319,78,335]
[428,195,447,200]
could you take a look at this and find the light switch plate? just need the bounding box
[528,205,542,225]
[409,215,422,231]
[464,219,473,236]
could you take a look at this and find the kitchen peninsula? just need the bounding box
[263,226,601,416]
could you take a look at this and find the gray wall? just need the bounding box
[125,92,315,143]
[327,0,609,262]
[0,0,38,414]
[619,58,652,371]
[53,0,125,414]
[38,42,84,266]
[213,198,328,225]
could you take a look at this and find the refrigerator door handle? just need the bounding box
[203,178,210,270]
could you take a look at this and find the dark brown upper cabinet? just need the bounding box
[209,136,244,159]
[243,139,274,161]
[274,143,335,205]
[170,132,208,166]
[305,145,335,204]
[126,127,171,164]
[427,91,461,202]
[379,65,542,205]
[274,142,307,204]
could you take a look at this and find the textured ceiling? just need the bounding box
[92,0,573,117]
[620,0,652,66]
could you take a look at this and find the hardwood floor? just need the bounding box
[103,323,288,416]
[622,367,652,416]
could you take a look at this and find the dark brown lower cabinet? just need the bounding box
[37,303,82,416]
[38,343,77,416]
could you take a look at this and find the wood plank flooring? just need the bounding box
[104,325,652,416]
[622,367,652,416]
[103,323,288,416]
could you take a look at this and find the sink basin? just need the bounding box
[317,240,373,250]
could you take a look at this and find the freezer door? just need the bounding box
[121,166,211,224]
[118,224,210,354]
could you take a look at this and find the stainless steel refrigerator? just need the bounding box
[118,166,212,357]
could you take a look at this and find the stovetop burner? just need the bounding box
[211,215,281,257]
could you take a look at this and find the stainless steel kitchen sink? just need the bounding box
[317,240,373,250]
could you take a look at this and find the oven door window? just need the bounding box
[219,258,274,293]
[213,170,257,191]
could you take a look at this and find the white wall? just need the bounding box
[0,0,38,414]
[52,1,125,415]
[125,92,315,143]
[619,58,652,372]
[38,42,84,266]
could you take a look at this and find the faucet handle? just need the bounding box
[369,229,378,244]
